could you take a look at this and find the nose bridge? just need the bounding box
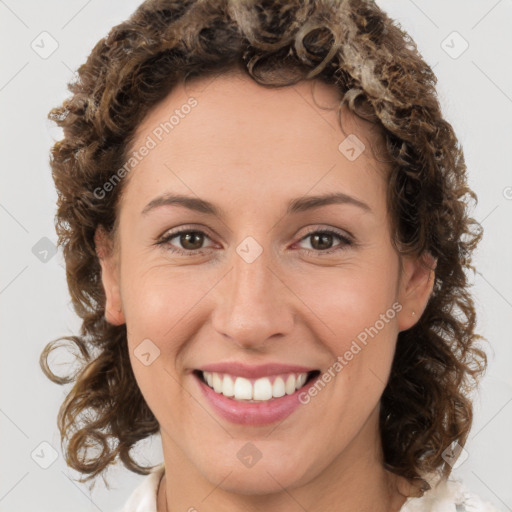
[211,234,294,347]
[233,237,275,303]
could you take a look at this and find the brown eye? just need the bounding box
[297,229,353,255]
[179,231,205,250]
[309,233,335,251]
[157,228,215,255]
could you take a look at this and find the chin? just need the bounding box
[211,469,301,496]
[198,452,312,496]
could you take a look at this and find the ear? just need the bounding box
[94,225,125,326]
[396,251,437,332]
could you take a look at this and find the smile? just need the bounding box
[196,370,320,402]
[193,369,322,426]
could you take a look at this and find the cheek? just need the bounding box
[121,269,191,425]
[308,272,400,431]
[122,265,189,339]
[294,261,398,344]
[294,255,400,403]
[120,268,181,391]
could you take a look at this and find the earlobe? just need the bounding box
[94,225,125,326]
[396,252,437,332]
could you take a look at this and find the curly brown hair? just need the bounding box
[40,0,487,486]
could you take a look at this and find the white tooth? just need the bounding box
[296,373,307,389]
[234,376,253,400]
[212,372,223,393]
[206,372,308,401]
[285,374,297,395]
[253,377,273,401]
[272,377,286,398]
[222,374,235,397]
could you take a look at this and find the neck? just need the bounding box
[157,407,410,512]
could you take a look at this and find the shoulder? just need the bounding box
[400,478,503,512]
[119,463,165,512]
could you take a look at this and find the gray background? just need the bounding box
[1,1,511,511]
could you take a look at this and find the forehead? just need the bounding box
[121,72,389,217]
[134,71,381,148]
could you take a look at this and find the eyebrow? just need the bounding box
[141,191,372,218]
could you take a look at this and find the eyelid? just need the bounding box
[156,224,355,255]
[157,224,353,243]
[157,223,217,241]
[156,224,218,248]
[299,225,354,242]
[294,227,354,255]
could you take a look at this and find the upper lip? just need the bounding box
[197,362,318,379]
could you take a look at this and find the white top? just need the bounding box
[120,463,502,512]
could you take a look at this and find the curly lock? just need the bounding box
[40,0,487,486]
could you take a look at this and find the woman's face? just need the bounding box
[98,72,434,494]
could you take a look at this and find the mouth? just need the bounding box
[193,369,321,403]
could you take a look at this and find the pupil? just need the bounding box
[312,233,332,250]
[182,232,203,250]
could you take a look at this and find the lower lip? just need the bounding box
[194,372,320,426]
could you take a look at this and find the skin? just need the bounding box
[96,71,436,512]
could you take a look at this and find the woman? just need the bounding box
[40,0,498,510]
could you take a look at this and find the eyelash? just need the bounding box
[156,226,354,257]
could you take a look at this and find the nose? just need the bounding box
[210,240,295,351]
